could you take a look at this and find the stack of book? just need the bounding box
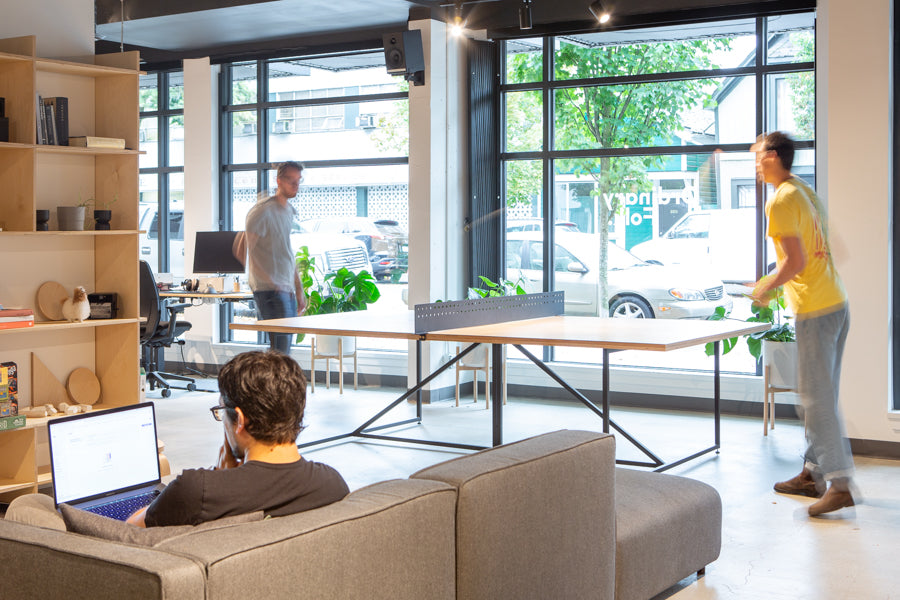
[0,308,34,330]
[35,95,68,146]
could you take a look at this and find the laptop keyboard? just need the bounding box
[86,491,159,521]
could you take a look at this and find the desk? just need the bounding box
[232,312,767,470]
[159,290,253,302]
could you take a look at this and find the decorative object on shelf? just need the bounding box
[61,286,91,322]
[35,209,49,231]
[36,281,68,320]
[56,205,85,231]
[68,135,126,149]
[87,293,117,319]
[1,361,19,416]
[89,194,117,231]
[67,367,100,405]
[32,353,70,407]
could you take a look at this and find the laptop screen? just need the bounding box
[48,402,161,506]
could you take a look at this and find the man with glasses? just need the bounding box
[127,351,348,527]
[751,131,855,517]
[234,161,307,354]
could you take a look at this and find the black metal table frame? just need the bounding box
[299,336,723,472]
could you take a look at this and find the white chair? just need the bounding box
[763,365,793,436]
[455,344,506,409]
[311,335,358,395]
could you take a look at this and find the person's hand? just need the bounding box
[749,276,774,307]
[216,437,242,470]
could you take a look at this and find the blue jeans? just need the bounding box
[796,304,854,482]
[253,290,297,355]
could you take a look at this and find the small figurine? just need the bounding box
[61,286,91,322]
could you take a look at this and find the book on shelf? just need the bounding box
[35,93,44,144]
[43,97,68,145]
[69,135,126,149]
[43,100,57,145]
[0,415,26,430]
[0,320,34,330]
[0,315,34,324]
[1,361,19,417]
[0,308,34,318]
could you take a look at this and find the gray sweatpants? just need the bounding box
[796,304,854,481]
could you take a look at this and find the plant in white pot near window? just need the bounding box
[297,246,380,392]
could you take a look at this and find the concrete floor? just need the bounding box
[152,376,900,600]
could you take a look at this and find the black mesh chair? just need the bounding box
[139,260,196,398]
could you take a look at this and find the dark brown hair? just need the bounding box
[761,131,795,171]
[217,351,306,444]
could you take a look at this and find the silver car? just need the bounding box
[506,231,732,319]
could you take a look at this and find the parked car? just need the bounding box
[300,217,408,280]
[506,231,732,319]
[139,204,370,279]
[507,218,580,233]
[629,209,776,283]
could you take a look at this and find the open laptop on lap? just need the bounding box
[48,402,163,521]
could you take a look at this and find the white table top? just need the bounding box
[231,310,769,351]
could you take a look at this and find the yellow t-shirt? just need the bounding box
[765,177,846,316]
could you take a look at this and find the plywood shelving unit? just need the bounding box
[0,35,141,500]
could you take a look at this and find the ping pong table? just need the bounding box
[232,298,767,471]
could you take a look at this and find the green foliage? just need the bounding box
[787,32,815,140]
[369,81,410,156]
[467,275,527,299]
[306,268,381,315]
[704,292,795,361]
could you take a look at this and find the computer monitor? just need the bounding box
[192,231,245,274]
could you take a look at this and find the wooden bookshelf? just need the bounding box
[0,35,141,501]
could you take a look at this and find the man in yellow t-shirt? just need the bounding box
[751,131,855,517]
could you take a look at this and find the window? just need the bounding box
[221,51,410,349]
[501,13,815,374]
[139,70,185,276]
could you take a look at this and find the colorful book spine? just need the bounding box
[0,308,34,318]
[0,320,34,330]
[0,415,26,430]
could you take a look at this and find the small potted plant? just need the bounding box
[56,195,91,231]
[705,290,796,387]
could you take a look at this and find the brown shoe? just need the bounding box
[808,486,855,517]
[773,469,825,498]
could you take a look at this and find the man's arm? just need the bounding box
[232,231,247,267]
[126,506,148,527]
[752,235,806,304]
[294,268,306,315]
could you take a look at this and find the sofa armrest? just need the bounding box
[411,429,617,600]
[0,519,206,600]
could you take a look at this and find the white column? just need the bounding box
[407,19,468,399]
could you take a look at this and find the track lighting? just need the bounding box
[450,2,467,36]
[519,0,533,30]
[589,0,611,24]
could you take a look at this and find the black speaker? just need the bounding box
[383,31,425,75]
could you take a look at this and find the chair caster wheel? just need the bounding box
[161,388,172,398]
[187,383,197,392]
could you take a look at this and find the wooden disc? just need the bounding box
[67,368,101,405]
[37,281,68,321]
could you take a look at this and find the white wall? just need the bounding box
[0,0,93,57]
[819,0,898,444]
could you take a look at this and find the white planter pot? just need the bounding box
[316,335,356,356]
[763,340,797,389]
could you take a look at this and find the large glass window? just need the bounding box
[221,51,410,349]
[139,70,185,277]
[501,13,815,374]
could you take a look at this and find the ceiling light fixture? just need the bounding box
[450,2,467,36]
[519,0,533,30]
[589,0,611,24]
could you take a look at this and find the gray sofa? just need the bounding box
[0,430,721,600]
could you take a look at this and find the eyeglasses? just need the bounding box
[209,404,234,422]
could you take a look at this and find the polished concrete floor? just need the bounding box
[150,376,900,600]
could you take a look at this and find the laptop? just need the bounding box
[48,402,163,521]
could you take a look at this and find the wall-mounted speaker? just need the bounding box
[383,30,425,75]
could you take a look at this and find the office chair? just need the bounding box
[140,260,196,398]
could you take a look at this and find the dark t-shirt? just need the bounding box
[144,458,349,527]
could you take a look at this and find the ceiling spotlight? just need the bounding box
[519,0,533,30]
[589,0,611,24]
[450,2,467,36]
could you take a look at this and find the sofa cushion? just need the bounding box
[154,478,457,600]
[60,504,264,547]
[5,494,66,531]
[614,468,722,600]
[411,429,617,600]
